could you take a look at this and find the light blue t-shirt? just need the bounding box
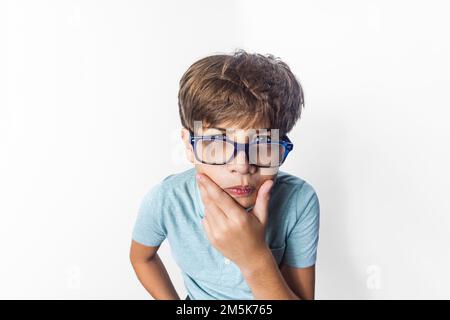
[132,168,320,300]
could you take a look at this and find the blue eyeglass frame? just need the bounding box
[188,129,294,168]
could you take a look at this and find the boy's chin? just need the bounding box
[232,196,255,210]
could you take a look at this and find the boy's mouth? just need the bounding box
[224,185,255,197]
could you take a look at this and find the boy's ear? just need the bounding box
[181,128,195,164]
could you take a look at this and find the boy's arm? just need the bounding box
[241,248,315,300]
[280,263,315,300]
[129,240,180,300]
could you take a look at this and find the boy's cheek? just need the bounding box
[186,150,194,163]
[194,165,222,184]
[259,167,280,177]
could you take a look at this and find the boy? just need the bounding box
[129,50,320,300]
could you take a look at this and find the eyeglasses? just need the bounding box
[188,129,293,168]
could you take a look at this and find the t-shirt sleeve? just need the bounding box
[132,183,167,247]
[282,184,320,268]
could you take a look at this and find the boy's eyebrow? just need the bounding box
[208,127,227,133]
[206,127,272,134]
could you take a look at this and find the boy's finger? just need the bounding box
[203,202,228,233]
[197,179,211,204]
[251,179,274,226]
[201,217,212,240]
[197,179,228,224]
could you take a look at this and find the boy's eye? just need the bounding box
[202,134,272,142]
[204,134,225,139]
[254,136,271,143]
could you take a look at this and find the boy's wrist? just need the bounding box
[239,246,275,278]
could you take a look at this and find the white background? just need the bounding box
[1,0,449,299]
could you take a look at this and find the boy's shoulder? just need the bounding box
[274,170,319,218]
[275,170,318,197]
[160,167,196,186]
[139,168,197,216]
[146,168,196,198]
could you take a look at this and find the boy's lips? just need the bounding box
[224,185,255,197]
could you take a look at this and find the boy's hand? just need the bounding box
[196,173,274,273]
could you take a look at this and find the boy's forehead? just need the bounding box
[200,118,272,133]
[202,126,272,133]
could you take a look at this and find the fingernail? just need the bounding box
[196,174,202,181]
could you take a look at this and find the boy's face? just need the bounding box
[181,122,279,210]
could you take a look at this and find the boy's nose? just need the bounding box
[227,148,257,175]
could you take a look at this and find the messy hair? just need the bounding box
[178,49,304,137]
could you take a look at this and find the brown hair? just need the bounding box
[178,49,304,137]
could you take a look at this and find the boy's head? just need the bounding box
[179,49,304,209]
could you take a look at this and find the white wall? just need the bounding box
[1,0,449,299]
